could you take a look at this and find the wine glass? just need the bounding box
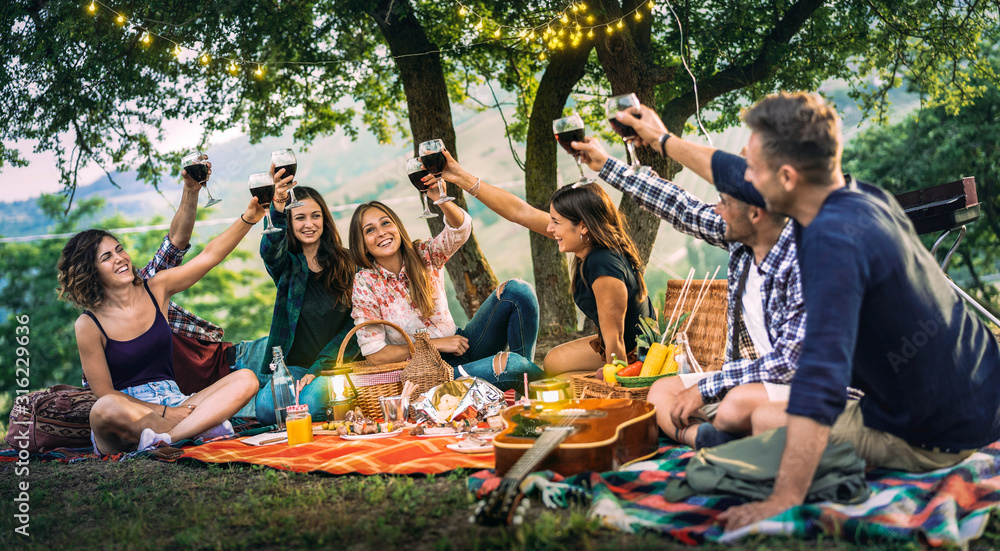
[271,149,304,209]
[182,151,221,207]
[248,172,282,235]
[605,93,650,176]
[552,112,596,187]
[418,139,454,204]
[406,157,438,219]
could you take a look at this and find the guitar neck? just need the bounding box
[504,427,573,482]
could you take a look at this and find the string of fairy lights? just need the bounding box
[84,0,660,72]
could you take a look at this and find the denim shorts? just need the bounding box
[121,379,191,407]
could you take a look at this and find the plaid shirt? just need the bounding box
[599,157,805,403]
[139,235,224,342]
[259,207,360,377]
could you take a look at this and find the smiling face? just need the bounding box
[714,193,754,244]
[547,205,588,255]
[290,198,323,246]
[744,132,790,214]
[94,236,133,287]
[360,207,402,264]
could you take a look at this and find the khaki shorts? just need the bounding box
[829,401,975,472]
[678,373,790,419]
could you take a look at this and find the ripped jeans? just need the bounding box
[440,279,545,393]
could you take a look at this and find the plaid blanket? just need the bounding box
[469,440,1000,546]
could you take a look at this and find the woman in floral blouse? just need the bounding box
[347,185,543,392]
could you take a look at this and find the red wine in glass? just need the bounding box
[406,157,437,219]
[605,93,649,176]
[181,150,220,207]
[552,113,594,186]
[271,149,303,209]
[248,172,281,234]
[417,139,454,205]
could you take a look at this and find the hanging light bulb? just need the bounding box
[606,26,613,35]
[172,44,181,56]
[142,32,151,45]
[493,28,501,38]
[561,14,569,24]
[617,19,624,29]
[635,12,642,21]
[88,1,96,13]
[116,14,124,24]
[254,64,264,78]
[579,3,588,11]
[539,52,546,61]
[587,29,594,38]
[647,0,655,9]
[459,5,466,16]
[587,15,595,23]
[228,61,238,74]
[200,53,211,64]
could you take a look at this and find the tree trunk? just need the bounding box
[523,45,593,334]
[371,0,497,316]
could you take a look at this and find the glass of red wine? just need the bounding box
[248,172,282,235]
[417,139,454,205]
[552,113,595,187]
[605,93,650,176]
[271,148,304,209]
[406,157,438,219]
[182,151,220,207]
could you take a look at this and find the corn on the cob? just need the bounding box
[659,346,679,374]
[641,343,670,376]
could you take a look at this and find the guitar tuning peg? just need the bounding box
[521,498,531,509]
[512,515,524,525]
[475,502,485,513]
[468,515,477,524]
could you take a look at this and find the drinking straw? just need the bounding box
[663,268,695,345]
[523,373,529,398]
[685,265,722,331]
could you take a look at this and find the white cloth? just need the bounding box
[741,261,773,356]
[679,372,789,402]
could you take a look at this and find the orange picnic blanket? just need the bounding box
[178,428,493,475]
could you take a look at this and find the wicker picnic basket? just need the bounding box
[401,330,454,396]
[571,279,728,400]
[321,320,449,420]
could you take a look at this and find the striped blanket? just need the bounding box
[469,440,1000,546]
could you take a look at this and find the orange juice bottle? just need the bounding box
[286,404,313,445]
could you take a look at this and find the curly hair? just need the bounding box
[57,229,141,311]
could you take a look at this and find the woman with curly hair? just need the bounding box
[347,183,543,393]
[252,170,360,423]
[435,152,655,375]
[58,199,265,454]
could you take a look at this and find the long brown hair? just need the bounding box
[348,201,436,318]
[57,229,142,311]
[274,186,355,305]
[550,183,648,302]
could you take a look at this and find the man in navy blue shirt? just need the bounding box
[702,91,1000,531]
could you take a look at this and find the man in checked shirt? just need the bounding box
[573,109,805,450]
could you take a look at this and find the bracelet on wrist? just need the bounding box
[658,132,672,157]
[162,404,168,417]
[469,178,482,198]
[240,214,256,225]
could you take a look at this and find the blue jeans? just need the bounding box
[230,337,329,422]
[254,365,331,424]
[441,279,544,392]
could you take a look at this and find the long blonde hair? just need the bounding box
[348,201,436,318]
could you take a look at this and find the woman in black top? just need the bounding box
[433,153,653,375]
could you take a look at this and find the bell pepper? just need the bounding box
[618,361,643,378]
[602,354,627,385]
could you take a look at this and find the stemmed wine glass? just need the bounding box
[406,157,438,219]
[552,112,596,187]
[605,93,650,176]
[248,172,282,235]
[271,149,304,209]
[182,151,221,207]
[417,139,454,204]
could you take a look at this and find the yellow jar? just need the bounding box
[286,404,314,445]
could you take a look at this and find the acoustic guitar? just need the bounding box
[474,398,657,525]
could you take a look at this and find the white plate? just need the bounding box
[339,428,405,440]
[447,442,494,454]
[415,431,466,438]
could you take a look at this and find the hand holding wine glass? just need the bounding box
[271,149,304,209]
[605,93,651,176]
[553,112,596,186]
[242,196,268,226]
[270,162,298,214]
[570,136,611,172]
[182,150,221,207]
[418,139,455,204]
[248,172,282,235]
[613,104,669,150]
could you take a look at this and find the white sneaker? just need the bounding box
[195,420,234,442]
[138,428,172,451]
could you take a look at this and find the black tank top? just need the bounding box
[83,280,175,391]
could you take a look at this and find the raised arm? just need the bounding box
[613,105,717,184]
[170,160,209,249]
[436,151,552,237]
[149,198,266,300]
